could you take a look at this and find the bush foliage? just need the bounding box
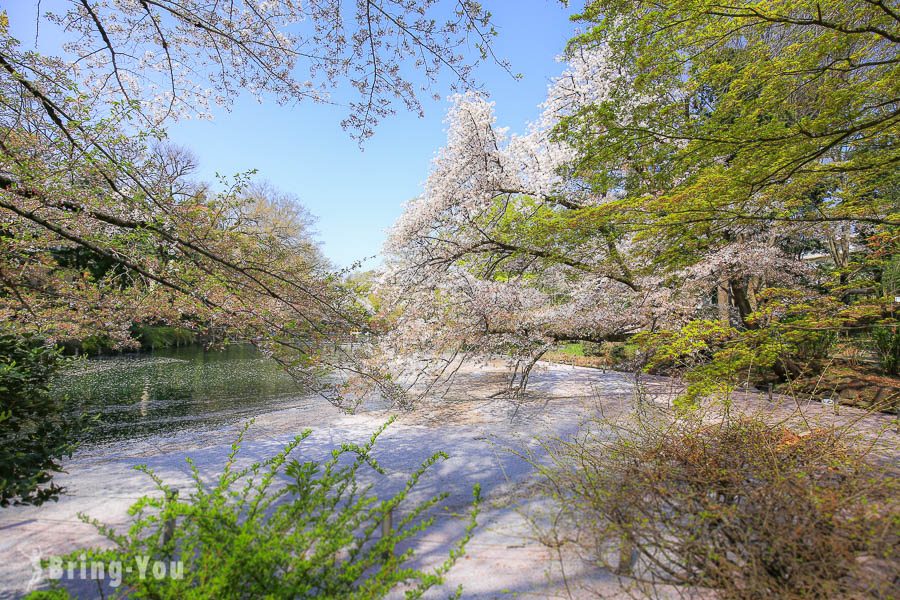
[32,419,480,598]
[0,333,87,506]
[133,325,197,351]
[871,326,899,376]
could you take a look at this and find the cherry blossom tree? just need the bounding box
[378,49,814,398]
[0,2,510,406]
[15,0,505,137]
[380,0,898,402]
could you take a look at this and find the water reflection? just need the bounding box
[55,344,306,445]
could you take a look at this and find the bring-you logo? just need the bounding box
[22,547,183,591]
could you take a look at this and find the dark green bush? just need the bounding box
[33,419,480,598]
[871,325,899,375]
[0,333,87,506]
[78,335,116,356]
[792,329,838,361]
[134,325,197,350]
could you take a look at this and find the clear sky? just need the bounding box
[6,1,580,269]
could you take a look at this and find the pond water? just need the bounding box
[55,345,312,446]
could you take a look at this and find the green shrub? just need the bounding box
[33,419,480,598]
[791,329,837,361]
[580,342,605,357]
[79,335,116,356]
[871,325,899,375]
[134,325,197,350]
[0,333,87,506]
[882,254,900,299]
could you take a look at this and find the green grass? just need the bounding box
[557,342,585,357]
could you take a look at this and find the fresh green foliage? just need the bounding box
[0,333,87,506]
[567,0,898,338]
[20,591,69,600]
[883,255,900,298]
[563,0,898,235]
[75,335,117,356]
[636,320,781,407]
[34,419,481,598]
[380,0,897,402]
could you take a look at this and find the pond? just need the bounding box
[55,344,313,446]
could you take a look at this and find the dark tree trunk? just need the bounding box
[729,279,755,328]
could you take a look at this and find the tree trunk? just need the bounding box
[747,275,760,312]
[717,282,731,326]
[825,223,851,284]
[773,355,802,381]
[729,279,755,327]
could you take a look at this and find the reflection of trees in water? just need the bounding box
[54,345,307,445]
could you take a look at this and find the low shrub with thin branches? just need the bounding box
[528,406,898,599]
[29,419,480,599]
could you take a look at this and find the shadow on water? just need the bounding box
[54,344,309,446]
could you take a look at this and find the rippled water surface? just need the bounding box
[55,345,308,445]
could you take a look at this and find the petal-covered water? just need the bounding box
[55,344,309,445]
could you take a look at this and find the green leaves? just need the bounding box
[0,333,88,506]
[35,420,480,598]
[564,0,899,236]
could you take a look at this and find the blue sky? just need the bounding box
[6,1,580,268]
